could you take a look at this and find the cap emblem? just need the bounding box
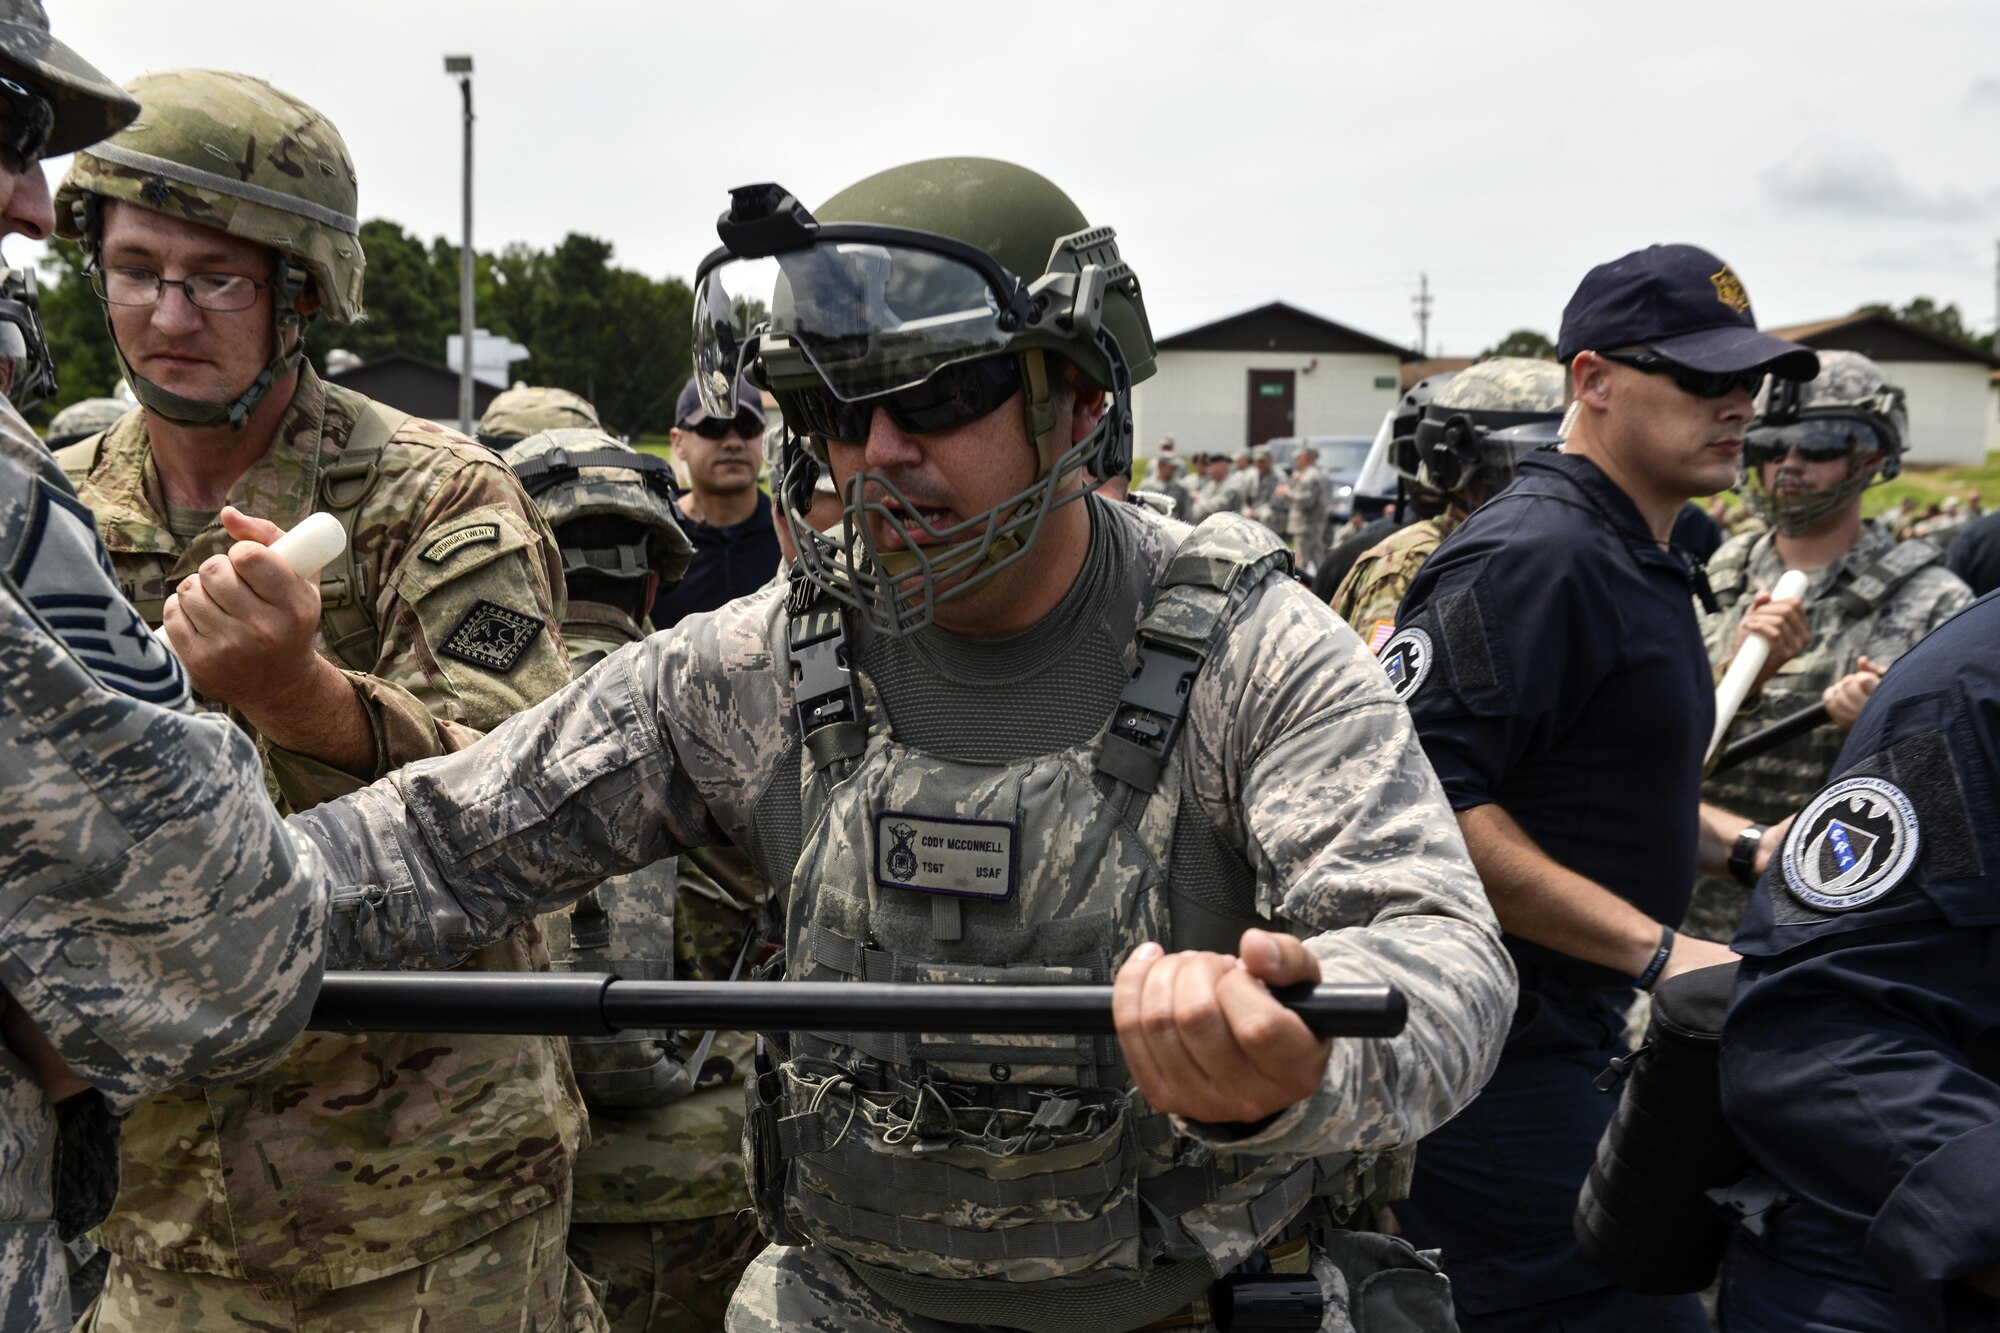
[1710,266,1751,314]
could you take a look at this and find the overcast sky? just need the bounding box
[28,0,2000,358]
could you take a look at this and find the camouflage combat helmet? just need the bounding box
[478,385,600,450]
[45,394,127,445]
[1386,370,1459,490]
[507,427,692,588]
[1411,357,1564,503]
[692,157,1156,635]
[54,69,363,430]
[0,0,138,158]
[0,3,138,410]
[1745,349,1907,537]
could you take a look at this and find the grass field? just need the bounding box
[1861,451,2000,517]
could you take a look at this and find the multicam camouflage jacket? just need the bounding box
[1687,522,1972,942]
[295,500,1514,1214]
[63,367,587,1292]
[0,395,328,1329]
[1330,511,1462,652]
[544,612,763,1227]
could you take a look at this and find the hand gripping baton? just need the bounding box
[266,511,347,578]
[1706,568,1809,764]
[308,974,1408,1041]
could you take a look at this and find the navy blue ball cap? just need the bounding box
[1558,244,1819,381]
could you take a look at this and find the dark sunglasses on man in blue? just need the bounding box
[1599,348,1768,400]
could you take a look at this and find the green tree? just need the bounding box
[304,219,458,370]
[1481,328,1556,360]
[1854,298,1991,350]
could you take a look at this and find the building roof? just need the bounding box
[1766,312,2000,368]
[1157,301,1420,361]
[323,351,504,424]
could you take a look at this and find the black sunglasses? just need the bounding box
[679,410,764,440]
[774,356,1022,444]
[1742,421,1880,467]
[1599,349,1767,400]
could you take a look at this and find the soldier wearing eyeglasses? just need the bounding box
[1384,245,1820,1332]
[651,374,782,628]
[46,69,599,1330]
[1686,350,1972,945]
[286,157,1519,1333]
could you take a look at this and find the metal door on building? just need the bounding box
[1247,369,1295,447]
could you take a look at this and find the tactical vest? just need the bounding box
[744,516,1398,1333]
[53,400,410,672]
[1704,532,1946,823]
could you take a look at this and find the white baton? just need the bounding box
[1707,567,1809,763]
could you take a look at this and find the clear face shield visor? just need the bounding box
[1411,409,1561,499]
[1742,411,1899,535]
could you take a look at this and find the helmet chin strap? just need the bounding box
[106,261,310,431]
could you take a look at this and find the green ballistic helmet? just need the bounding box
[506,427,692,589]
[692,158,1156,636]
[54,69,363,430]
[1744,349,1907,536]
[45,394,128,445]
[478,385,600,449]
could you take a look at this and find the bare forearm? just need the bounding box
[1697,802,1754,877]
[239,655,378,776]
[1456,803,1665,976]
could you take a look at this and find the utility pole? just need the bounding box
[1992,238,1998,358]
[1413,272,1433,359]
[444,55,475,434]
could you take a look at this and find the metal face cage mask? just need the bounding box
[1743,379,1907,537]
[0,265,56,409]
[692,183,1145,637]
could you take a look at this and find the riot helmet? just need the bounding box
[1386,370,1459,491]
[1743,350,1906,537]
[507,427,692,593]
[691,158,1156,636]
[1409,358,1563,506]
[55,69,364,430]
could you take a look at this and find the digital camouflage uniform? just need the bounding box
[510,429,765,1332]
[291,496,1518,1333]
[1285,462,1331,573]
[48,67,596,1329]
[1687,522,1971,942]
[0,387,329,1332]
[1328,511,1462,653]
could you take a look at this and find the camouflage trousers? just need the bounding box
[566,1213,763,1332]
[723,1232,1455,1333]
[80,1201,607,1332]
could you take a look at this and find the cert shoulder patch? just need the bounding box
[1377,626,1434,701]
[420,523,499,564]
[1781,775,1920,912]
[438,599,544,673]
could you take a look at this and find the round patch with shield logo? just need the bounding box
[1377,626,1434,701]
[1781,776,1920,912]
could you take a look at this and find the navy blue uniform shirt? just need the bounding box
[1723,591,2000,1333]
[1390,449,1714,989]
[1947,510,2000,598]
[650,489,782,629]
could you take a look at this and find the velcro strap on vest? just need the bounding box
[1839,538,1941,616]
[1246,1158,1319,1238]
[787,582,864,771]
[1099,515,1291,794]
[800,1132,1131,1209]
[796,1185,1139,1261]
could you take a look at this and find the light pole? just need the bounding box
[444,55,474,433]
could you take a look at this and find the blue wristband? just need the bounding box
[1635,925,1675,991]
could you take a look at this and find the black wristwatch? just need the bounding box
[1729,823,1768,888]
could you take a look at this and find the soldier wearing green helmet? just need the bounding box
[284,155,1514,1333]
[47,69,600,1331]
[479,383,603,451]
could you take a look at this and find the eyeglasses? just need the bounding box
[0,77,54,173]
[90,264,275,313]
[1743,419,1883,467]
[774,356,1022,444]
[1599,349,1767,400]
[679,410,765,440]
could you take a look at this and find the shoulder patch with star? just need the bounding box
[437,599,544,674]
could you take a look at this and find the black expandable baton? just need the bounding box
[1711,701,1832,775]
[307,974,1406,1041]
